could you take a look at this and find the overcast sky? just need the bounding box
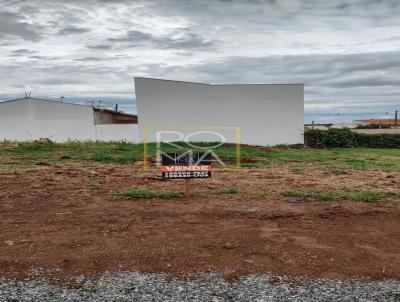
[1,0,399,116]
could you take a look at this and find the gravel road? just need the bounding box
[1,272,400,302]
[0,272,400,302]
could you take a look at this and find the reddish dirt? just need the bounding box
[0,163,400,281]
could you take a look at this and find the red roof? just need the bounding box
[359,119,398,126]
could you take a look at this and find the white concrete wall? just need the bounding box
[94,124,139,142]
[134,78,304,146]
[0,98,139,142]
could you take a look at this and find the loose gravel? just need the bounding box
[1,272,400,302]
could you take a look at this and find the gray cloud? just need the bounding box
[76,56,115,62]
[0,0,399,116]
[57,26,90,35]
[28,55,56,61]
[107,30,153,44]
[133,50,400,113]
[11,49,36,56]
[86,44,113,50]
[107,30,216,49]
[0,11,42,41]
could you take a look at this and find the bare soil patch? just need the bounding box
[0,163,399,281]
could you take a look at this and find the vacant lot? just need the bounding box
[0,142,399,281]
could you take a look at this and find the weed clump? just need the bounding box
[281,189,389,203]
[218,188,239,194]
[115,188,183,199]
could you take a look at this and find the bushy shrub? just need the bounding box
[355,124,391,129]
[305,129,400,148]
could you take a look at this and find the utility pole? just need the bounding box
[395,110,398,128]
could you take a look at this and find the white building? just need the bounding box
[135,77,304,146]
[0,97,139,142]
[330,122,362,129]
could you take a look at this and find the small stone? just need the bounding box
[223,243,234,249]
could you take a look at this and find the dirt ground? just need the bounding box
[0,162,400,281]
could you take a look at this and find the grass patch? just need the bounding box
[310,192,336,201]
[281,189,389,202]
[117,188,158,199]
[281,190,304,198]
[115,188,183,199]
[241,160,272,168]
[88,184,101,190]
[267,148,400,172]
[344,190,389,202]
[0,141,399,172]
[217,187,239,194]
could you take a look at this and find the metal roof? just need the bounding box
[0,97,91,108]
[134,77,304,86]
[0,97,137,118]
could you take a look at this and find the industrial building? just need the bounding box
[135,77,304,146]
[0,97,139,142]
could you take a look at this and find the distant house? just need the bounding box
[0,97,139,142]
[355,119,398,128]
